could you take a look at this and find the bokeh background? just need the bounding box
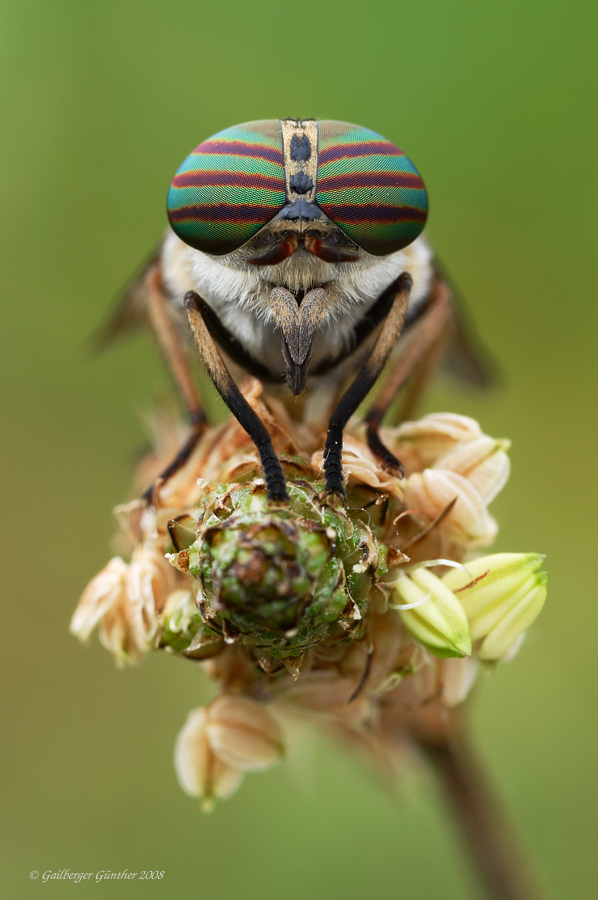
[2,1,597,897]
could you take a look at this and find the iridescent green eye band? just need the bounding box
[316,121,428,256]
[167,121,286,255]
[167,119,428,257]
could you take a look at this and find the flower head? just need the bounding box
[168,479,387,669]
[72,380,546,808]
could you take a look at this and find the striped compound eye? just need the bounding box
[316,121,428,256]
[167,120,286,255]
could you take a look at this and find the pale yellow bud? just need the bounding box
[433,436,511,503]
[392,567,472,658]
[205,695,284,772]
[442,553,547,660]
[403,469,498,548]
[440,656,480,706]
[174,708,243,812]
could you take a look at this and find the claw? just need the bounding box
[321,485,346,508]
[381,458,405,479]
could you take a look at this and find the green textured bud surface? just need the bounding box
[171,481,387,659]
[158,589,200,653]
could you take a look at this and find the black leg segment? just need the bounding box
[184,291,288,503]
[323,273,413,498]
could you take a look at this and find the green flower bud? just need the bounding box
[392,567,472,659]
[167,480,387,666]
[158,589,198,653]
[441,553,547,660]
[157,589,225,658]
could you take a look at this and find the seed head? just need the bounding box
[71,382,548,810]
[168,480,387,665]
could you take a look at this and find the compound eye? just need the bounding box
[316,121,428,256]
[167,121,286,255]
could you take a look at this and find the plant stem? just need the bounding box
[421,735,546,900]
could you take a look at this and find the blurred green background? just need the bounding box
[2,0,596,897]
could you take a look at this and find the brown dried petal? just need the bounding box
[433,436,510,504]
[280,670,369,722]
[384,413,483,473]
[70,557,129,643]
[403,469,498,549]
[126,545,178,637]
[174,707,243,811]
[366,611,413,692]
[97,601,147,666]
[389,657,441,708]
[71,556,160,666]
[205,695,284,772]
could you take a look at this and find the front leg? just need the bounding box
[184,291,289,503]
[323,272,413,498]
[142,265,206,502]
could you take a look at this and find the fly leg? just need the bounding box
[184,291,289,503]
[389,279,458,424]
[142,266,207,501]
[322,272,413,499]
[364,279,453,469]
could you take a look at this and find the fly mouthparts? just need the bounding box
[283,341,311,396]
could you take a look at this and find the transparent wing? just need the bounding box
[435,261,499,389]
[91,243,163,352]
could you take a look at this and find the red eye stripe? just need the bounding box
[316,171,424,192]
[318,141,405,165]
[168,204,283,224]
[191,140,283,164]
[326,204,428,224]
[172,171,284,191]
